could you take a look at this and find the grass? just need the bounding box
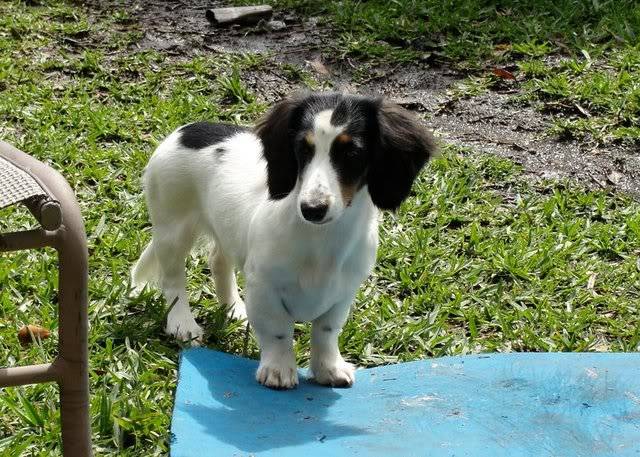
[1,0,639,455]
[449,46,640,144]
[519,47,640,143]
[238,0,640,143]
[239,0,640,63]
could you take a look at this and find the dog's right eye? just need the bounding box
[296,137,315,166]
[300,139,315,155]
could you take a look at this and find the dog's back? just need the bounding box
[132,123,267,287]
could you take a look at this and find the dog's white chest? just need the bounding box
[253,243,367,322]
[244,198,379,323]
[277,262,347,321]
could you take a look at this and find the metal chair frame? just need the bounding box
[0,141,92,456]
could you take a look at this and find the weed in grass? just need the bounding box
[219,69,256,105]
[512,41,554,58]
[279,62,322,89]
[448,75,493,99]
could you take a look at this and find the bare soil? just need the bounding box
[86,0,640,197]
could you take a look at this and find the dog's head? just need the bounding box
[255,92,436,225]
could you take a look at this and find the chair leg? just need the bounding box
[58,360,91,457]
[55,174,92,457]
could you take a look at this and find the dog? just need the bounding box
[132,92,436,389]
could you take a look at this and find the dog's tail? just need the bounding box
[131,240,161,291]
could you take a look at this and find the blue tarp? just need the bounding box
[171,349,640,456]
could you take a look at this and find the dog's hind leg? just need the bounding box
[152,219,204,344]
[209,245,247,320]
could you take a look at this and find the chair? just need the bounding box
[0,141,92,456]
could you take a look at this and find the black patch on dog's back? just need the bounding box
[179,122,248,149]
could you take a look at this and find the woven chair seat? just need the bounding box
[0,155,62,230]
[0,155,48,208]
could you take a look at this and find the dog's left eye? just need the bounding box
[346,147,363,159]
[298,138,315,158]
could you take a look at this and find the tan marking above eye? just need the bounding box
[336,134,352,145]
[305,132,315,145]
[339,179,363,207]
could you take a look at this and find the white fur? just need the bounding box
[132,115,379,389]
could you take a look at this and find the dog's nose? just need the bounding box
[301,201,329,223]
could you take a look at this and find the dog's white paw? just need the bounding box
[227,299,248,321]
[256,358,298,389]
[311,358,355,388]
[165,310,203,346]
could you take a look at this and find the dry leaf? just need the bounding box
[587,272,597,295]
[492,68,516,80]
[18,325,51,345]
[307,57,330,76]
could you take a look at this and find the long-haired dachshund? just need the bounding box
[132,92,436,389]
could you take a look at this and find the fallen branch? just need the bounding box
[205,6,273,27]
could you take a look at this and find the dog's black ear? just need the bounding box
[367,100,436,210]
[255,96,302,200]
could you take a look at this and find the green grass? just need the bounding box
[449,46,640,144]
[1,1,640,455]
[519,47,640,143]
[239,0,640,142]
[239,0,640,63]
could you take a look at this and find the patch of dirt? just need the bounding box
[85,0,640,197]
[368,71,640,196]
[91,0,329,66]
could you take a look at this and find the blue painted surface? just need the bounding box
[171,349,640,457]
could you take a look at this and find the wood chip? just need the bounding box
[607,171,623,185]
[574,102,592,117]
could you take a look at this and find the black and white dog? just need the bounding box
[132,92,435,389]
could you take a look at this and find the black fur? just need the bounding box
[330,97,378,191]
[255,98,302,199]
[256,93,353,200]
[367,100,436,210]
[179,122,248,150]
[329,99,351,126]
[256,93,352,199]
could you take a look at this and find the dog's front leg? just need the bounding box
[310,301,355,387]
[246,285,298,389]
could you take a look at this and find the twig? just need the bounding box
[587,171,607,189]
